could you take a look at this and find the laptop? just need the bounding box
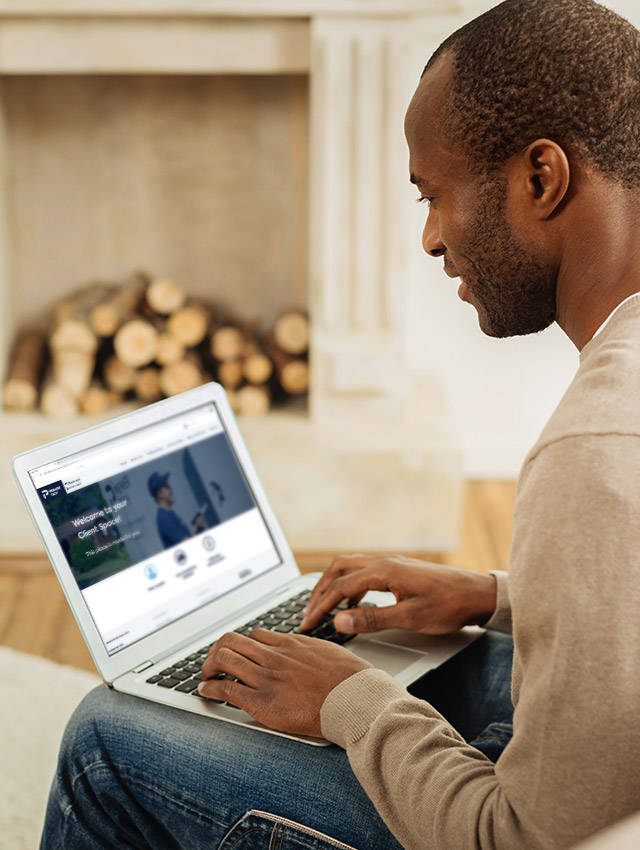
[12,382,481,746]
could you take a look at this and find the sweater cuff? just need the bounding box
[320,667,411,749]
[483,570,512,634]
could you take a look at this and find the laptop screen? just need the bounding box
[28,401,283,655]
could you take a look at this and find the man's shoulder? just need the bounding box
[529,313,640,464]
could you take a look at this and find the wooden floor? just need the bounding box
[0,481,516,674]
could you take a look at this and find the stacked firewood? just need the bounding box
[2,271,310,418]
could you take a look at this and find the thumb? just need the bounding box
[333,603,400,634]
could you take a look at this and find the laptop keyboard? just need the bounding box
[145,588,370,705]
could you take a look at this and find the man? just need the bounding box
[148,471,198,549]
[40,1,640,848]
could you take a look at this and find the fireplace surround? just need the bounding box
[0,1,477,552]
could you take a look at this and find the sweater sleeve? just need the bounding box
[320,435,640,850]
[483,570,511,633]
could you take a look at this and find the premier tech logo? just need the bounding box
[37,481,65,503]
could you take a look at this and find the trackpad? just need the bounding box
[349,637,422,678]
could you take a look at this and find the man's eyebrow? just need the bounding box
[410,172,429,188]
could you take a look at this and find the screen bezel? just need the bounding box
[12,382,300,683]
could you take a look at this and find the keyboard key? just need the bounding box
[157,677,180,688]
[263,614,285,626]
[172,670,191,681]
[186,653,201,661]
[175,679,200,693]
[146,674,162,684]
[273,623,294,632]
[160,667,176,676]
[184,663,201,674]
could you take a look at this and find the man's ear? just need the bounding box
[520,138,570,219]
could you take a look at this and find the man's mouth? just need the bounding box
[444,264,459,279]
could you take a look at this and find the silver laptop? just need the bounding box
[12,382,481,746]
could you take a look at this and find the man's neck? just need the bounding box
[554,191,640,350]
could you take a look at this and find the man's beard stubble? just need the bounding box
[466,178,557,338]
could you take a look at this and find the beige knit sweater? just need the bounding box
[320,296,640,850]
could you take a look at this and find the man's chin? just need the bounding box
[477,311,556,339]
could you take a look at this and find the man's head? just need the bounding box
[405,0,640,338]
[148,472,173,506]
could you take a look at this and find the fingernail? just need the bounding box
[197,682,205,694]
[335,613,354,632]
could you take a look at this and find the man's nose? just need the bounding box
[422,208,446,257]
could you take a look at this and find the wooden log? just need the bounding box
[53,348,95,398]
[211,325,244,361]
[81,383,121,417]
[103,355,136,393]
[40,371,78,417]
[3,330,46,411]
[266,340,309,395]
[243,348,273,385]
[114,319,158,368]
[217,359,243,390]
[167,304,209,348]
[88,271,149,337]
[236,384,270,416]
[159,356,203,397]
[225,388,241,414]
[49,319,97,355]
[155,332,185,367]
[273,309,309,355]
[53,282,112,325]
[146,277,185,315]
[134,367,162,402]
[50,284,112,355]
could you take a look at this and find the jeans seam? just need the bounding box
[67,760,228,831]
[221,825,270,850]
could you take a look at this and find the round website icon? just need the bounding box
[202,535,216,552]
[144,564,158,580]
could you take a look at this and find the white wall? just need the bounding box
[400,0,640,479]
[405,220,578,478]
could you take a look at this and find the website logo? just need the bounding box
[37,481,64,503]
[144,563,158,580]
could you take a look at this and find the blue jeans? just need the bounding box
[40,631,513,849]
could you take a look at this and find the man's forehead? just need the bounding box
[405,53,469,185]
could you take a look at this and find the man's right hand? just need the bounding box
[299,554,497,636]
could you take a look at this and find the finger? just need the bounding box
[301,568,391,630]
[304,554,371,614]
[204,646,266,687]
[333,600,411,633]
[197,675,258,711]
[201,632,279,679]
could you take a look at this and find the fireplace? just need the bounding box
[0,2,464,553]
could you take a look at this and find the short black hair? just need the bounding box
[424,0,640,188]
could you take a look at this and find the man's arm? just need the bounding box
[320,435,640,850]
[483,570,512,633]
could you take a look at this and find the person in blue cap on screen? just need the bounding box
[147,471,192,550]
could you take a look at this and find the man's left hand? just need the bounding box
[199,629,373,738]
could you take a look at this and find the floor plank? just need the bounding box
[0,480,517,674]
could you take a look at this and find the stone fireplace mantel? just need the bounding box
[0,0,479,551]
